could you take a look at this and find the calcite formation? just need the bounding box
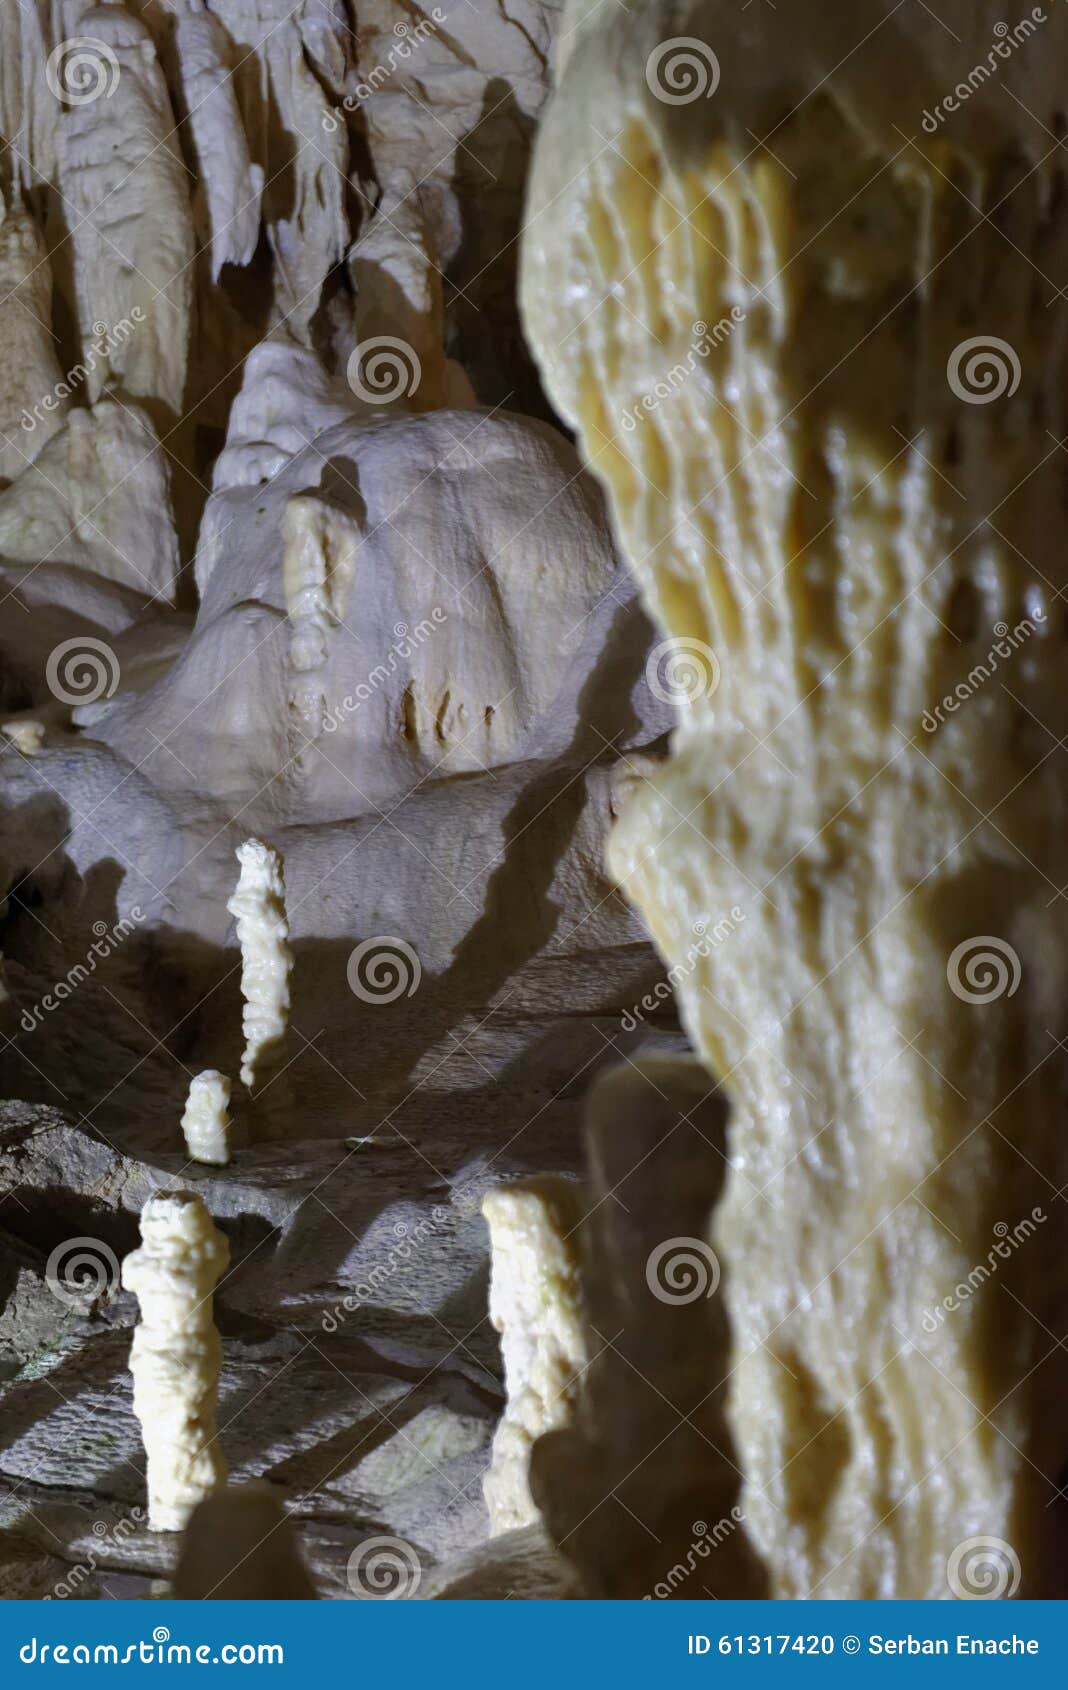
[123,1191,229,1533]
[521,0,1068,1598]
[0,195,67,481]
[0,0,683,1604]
[227,839,292,1111]
[6,0,1056,1606]
[482,1178,588,1536]
[180,1070,233,1167]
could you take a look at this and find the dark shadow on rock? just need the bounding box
[446,79,552,422]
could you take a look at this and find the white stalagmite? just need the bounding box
[226,839,292,1107]
[180,1071,233,1167]
[123,1191,229,1533]
[482,1178,587,1536]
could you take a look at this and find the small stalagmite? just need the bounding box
[226,838,292,1118]
[482,1177,588,1536]
[123,1191,229,1532]
[180,1070,233,1167]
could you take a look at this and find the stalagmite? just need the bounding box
[521,0,1068,1597]
[180,1071,233,1167]
[123,1191,229,1533]
[530,1058,766,1599]
[226,839,292,1114]
[482,1178,588,1536]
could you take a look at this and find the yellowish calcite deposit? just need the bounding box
[482,1178,587,1535]
[521,0,1068,1597]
